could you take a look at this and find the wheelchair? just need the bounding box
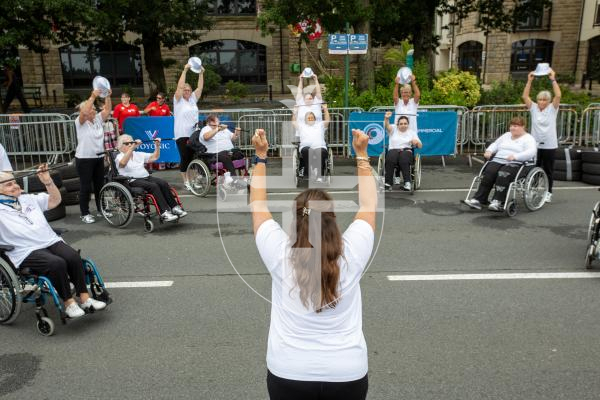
[0,242,111,336]
[463,159,548,217]
[186,149,250,201]
[584,198,600,269]
[292,144,333,187]
[98,150,185,232]
[376,148,421,194]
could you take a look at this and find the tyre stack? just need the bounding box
[554,148,582,182]
[582,151,600,186]
[16,170,66,222]
[56,163,81,208]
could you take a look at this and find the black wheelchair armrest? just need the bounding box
[52,228,68,236]
[0,244,14,252]
[112,175,131,183]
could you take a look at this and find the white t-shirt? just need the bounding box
[173,93,199,140]
[0,143,12,171]
[394,98,418,133]
[388,126,421,150]
[487,132,537,164]
[75,114,105,158]
[296,95,324,124]
[298,122,327,150]
[0,193,63,268]
[199,125,234,153]
[529,103,558,149]
[115,151,151,179]
[256,218,374,382]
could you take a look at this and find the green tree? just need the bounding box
[92,0,213,92]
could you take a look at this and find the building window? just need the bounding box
[458,41,483,78]
[60,42,143,89]
[205,0,256,15]
[510,39,553,77]
[190,40,266,85]
[595,1,600,25]
[516,1,551,31]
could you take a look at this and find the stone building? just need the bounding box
[434,0,600,85]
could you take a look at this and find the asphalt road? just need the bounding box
[2,156,600,400]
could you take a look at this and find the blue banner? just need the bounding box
[122,116,180,162]
[348,111,458,157]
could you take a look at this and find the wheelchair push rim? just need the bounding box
[0,260,22,324]
[186,159,211,197]
[99,182,135,228]
[523,167,548,211]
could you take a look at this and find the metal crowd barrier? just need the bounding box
[579,104,600,146]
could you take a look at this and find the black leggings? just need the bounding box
[537,148,556,193]
[19,241,87,301]
[300,147,328,176]
[129,176,177,213]
[216,151,238,176]
[267,370,368,400]
[76,157,104,216]
[176,137,195,173]
[385,149,413,185]
[473,162,532,204]
[2,83,30,113]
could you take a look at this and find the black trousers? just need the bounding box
[76,157,104,216]
[537,148,555,193]
[20,241,87,301]
[176,137,195,173]
[300,147,328,176]
[267,370,368,400]
[216,151,238,176]
[473,162,532,204]
[1,83,30,113]
[129,176,177,213]
[385,149,413,185]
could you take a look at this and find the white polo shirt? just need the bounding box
[394,98,418,133]
[388,126,421,150]
[0,143,12,171]
[173,93,199,139]
[487,132,538,163]
[530,103,559,149]
[199,125,234,153]
[75,114,105,159]
[0,193,62,268]
[298,122,327,150]
[256,218,374,382]
[115,151,151,179]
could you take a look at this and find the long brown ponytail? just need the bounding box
[290,189,343,313]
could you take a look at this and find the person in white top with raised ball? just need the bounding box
[383,112,422,191]
[250,127,376,400]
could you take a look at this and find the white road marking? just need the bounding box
[387,272,600,281]
[105,280,174,288]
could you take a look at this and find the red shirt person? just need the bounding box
[113,92,140,131]
[144,92,171,117]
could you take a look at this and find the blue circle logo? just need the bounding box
[364,123,384,145]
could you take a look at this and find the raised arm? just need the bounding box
[118,139,141,168]
[174,65,190,102]
[100,90,112,121]
[250,129,272,235]
[79,90,99,125]
[37,164,61,210]
[522,71,534,109]
[322,104,330,129]
[411,75,420,104]
[296,75,304,102]
[353,129,377,231]
[549,69,561,109]
[383,111,393,134]
[313,74,322,100]
[148,138,161,163]
[194,68,205,99]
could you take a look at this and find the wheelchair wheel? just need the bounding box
[144,219,154,233]
[99,182,135,228]
[292,150,299,187]
[376,154,385,192]
[523,167,548,211]
[414,155,422,190]
[36,316,54,336]
[0,260,21,325]
[187,159,211,197]
[587,202,600,243]
[505,201,517,217]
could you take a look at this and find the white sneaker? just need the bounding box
[488,199,502,211]
[224,172,234,185]
[65,302,85,318]
[161,211,178,222]
[171,206,188,217]
[403,182,412,191]
[545,192,552,203]
[81,214,95,224]
[464,199,482,210]
[316,177,324,183]
[80,298,106,311]
[394,176,401,185]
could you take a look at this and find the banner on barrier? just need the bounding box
[348,111,458,157]
[122,116,180,162]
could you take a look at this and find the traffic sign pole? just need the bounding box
[344,22,350,109]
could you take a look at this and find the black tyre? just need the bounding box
[186,159,211,197]
[505,201,517,217]
[582,174,600,185]
[0,260,22,324]
[581,151,600,164]
[553,170,581,181]
[582,163,600,175]
[57,163,79,180]
[554,148,582,160]
[554,160,581,171]
[62,191,80,206]
[44,202,66,222]
[36,317,55,336]
[99,182,135,228]
[62,177,80,192]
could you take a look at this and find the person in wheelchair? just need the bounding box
[199,114,243,188]
[0,166,106,319]
[115,134,187,221]
[293,104,331,183]
[383,112,422,191]
[464,117,537,211]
